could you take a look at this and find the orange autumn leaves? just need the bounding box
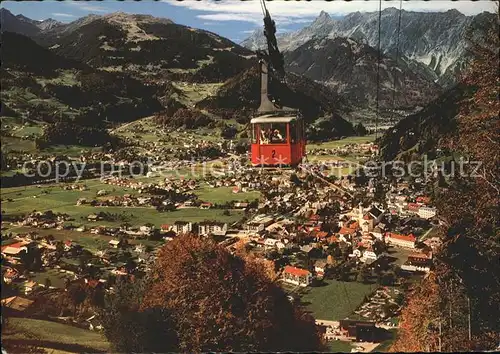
[141,233,322,352]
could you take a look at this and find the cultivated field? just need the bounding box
[327,340,354,353]
[194,184,260,204]
[307,134,378,150]
[299,280,375,321]
[2,317,110,353]
[3,179,243,218]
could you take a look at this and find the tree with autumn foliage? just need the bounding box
[393,7,499,352]
[436,5,499,350]
[140,233,323,352]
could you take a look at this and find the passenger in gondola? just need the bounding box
[260,127,271,144]
[271,128,283,143]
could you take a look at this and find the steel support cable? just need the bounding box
[392,0,403,125]
[259,0,266,17]
[375,0,382,140]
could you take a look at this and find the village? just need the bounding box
[1,136,443,352]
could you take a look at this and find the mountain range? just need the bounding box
[242,8,496,88]
[0,9,63,37]
[0,9,353,134]
[1,30,164,125]
[284,36,441,109]
[1,10,256,84]
[0,7,494,139]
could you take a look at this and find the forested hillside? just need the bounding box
[392,11,499,351]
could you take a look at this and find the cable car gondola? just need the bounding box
[250,112,305,167]
[250,0,306,167]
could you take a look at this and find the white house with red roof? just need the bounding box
[401,252,433,272]
[385,232,416,249]
[282,265,312,287]
[161,224,171,232]
[63,240,73,251]
[416,196,431,205]
[1,241,28,263]
[338,226,357,244]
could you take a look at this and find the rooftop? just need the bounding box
[339,227,355,235]
[250,115,297,124]
[1,296,34,312]
[284,265,311,277]
[387,232,416,242]
[368,206,383,218]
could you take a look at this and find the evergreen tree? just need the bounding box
[354,122,368,136]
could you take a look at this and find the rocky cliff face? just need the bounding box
[241,10,336,52]
[242,8,496,87]
[1,9,64,35]
[14,13,62,31]
[285,36,441,108]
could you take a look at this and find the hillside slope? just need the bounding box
[196,66,351,122]
[1,31,164,124]
[378,83,473,161]
[1,30,87,75]
[196,66,357,139]
[35,12,256,84]
[0,8,44,37]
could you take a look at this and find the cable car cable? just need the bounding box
[259,0,266,17]
[392,0,403,126]
[375,0,382,140]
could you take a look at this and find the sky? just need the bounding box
[1,0,497,43]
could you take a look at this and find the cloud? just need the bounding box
[198,13,262,24]
[66,2,109,13]
[52,13,76,18]
[202,21,223,26]
[167,0,495,22]
[198,13,315,27]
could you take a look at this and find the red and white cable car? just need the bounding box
[249,0,306,167]
[250,113,305,167]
